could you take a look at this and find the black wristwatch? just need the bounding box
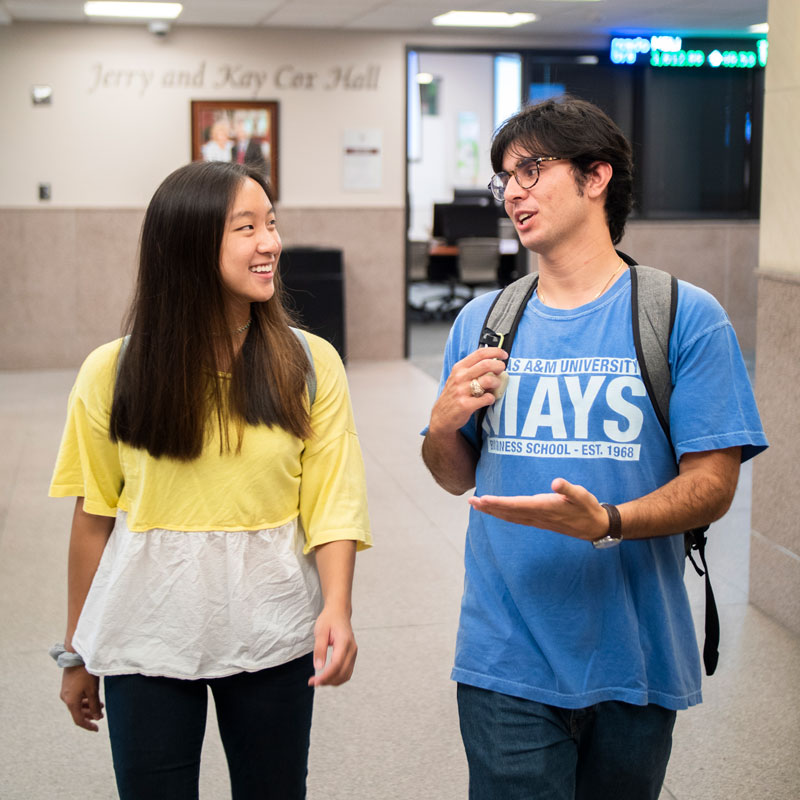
[592,503,623,549]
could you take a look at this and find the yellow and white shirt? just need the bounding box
[50,333,371,679]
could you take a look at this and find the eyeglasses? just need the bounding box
[488,156,564,201]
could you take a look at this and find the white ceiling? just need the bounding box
[0,0,769,38]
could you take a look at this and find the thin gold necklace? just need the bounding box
[537,258,626,306]
[232,318,252,334]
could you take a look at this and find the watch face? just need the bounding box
[592,535,622,549]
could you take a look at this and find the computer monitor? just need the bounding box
[452,188,495,206]
[440,203,498,243]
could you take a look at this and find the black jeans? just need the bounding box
[104,653,314,800]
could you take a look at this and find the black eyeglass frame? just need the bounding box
[488,156,564,201]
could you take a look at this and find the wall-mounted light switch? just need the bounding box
[31,85,53,105]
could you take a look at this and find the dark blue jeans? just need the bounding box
[104,653,314,800]
[457,683,676,800]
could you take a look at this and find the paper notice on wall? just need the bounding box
[343,129,382,191]
[456,111,480,185]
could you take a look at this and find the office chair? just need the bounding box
[420,245,467,319]
[407,240,429,284]
[408,239,438,318]
[457,237,501,297]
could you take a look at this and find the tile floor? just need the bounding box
[1,352,798,799]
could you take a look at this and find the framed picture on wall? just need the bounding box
[191,100,279,199]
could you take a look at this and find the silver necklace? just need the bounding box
[537,259,626,306]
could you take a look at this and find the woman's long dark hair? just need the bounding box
[110,161,311,460]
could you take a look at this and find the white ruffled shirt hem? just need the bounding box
[72,512,322,680]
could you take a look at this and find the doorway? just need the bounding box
[405,49,523,379]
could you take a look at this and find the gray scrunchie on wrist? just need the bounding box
[49,643,85,668]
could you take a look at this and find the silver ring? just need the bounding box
[469,379,485,398]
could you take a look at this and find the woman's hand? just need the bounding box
[309,539,358,687]
[60,664,104,732]
[308,605,358,687]
[59,499,113,732]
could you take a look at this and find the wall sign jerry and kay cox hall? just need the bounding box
[88,61,382,96]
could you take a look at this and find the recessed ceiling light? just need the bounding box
[432,11,537,28]
[748,23,769,34]
[84,2,183,20]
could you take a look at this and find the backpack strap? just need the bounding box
[630,265,719,676]
[686,527,720,675]
[291,327,317,408]
[116,334,131,378]
[630,265,676,441]
[478,272,539,352]
[474,273,538,446]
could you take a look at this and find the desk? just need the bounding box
[427,238,522,287]
[428,243,460,258]
[427,243,459,283]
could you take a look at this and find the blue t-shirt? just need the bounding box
[437,272,767,711]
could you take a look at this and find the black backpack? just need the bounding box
[476,254,720,676]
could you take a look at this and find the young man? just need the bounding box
[422,97,767,799]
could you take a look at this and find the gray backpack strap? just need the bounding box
[479,272,539,351]
[116,334,131,379]
[291,327,317,408]
[630,265,676,441]
[630,265,720,675]
[475,273,539,448]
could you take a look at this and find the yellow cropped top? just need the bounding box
[49,333,371,554]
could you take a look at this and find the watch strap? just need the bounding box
[600,503,622,538]
[593,503,623,548]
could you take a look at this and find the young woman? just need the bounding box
[49,161,371,799]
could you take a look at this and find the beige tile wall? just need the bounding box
[0,206,405,369]
[0,210,758,368]
[750,272,800,635]
[619,220,759,352]
[0,208,142,369]
[276,207,406,361]
[748,0,800,637]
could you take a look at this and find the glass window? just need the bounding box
[527,55,635,143]
[494,53,522,130]
[522,50,763,219]
[639,68,763,217]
